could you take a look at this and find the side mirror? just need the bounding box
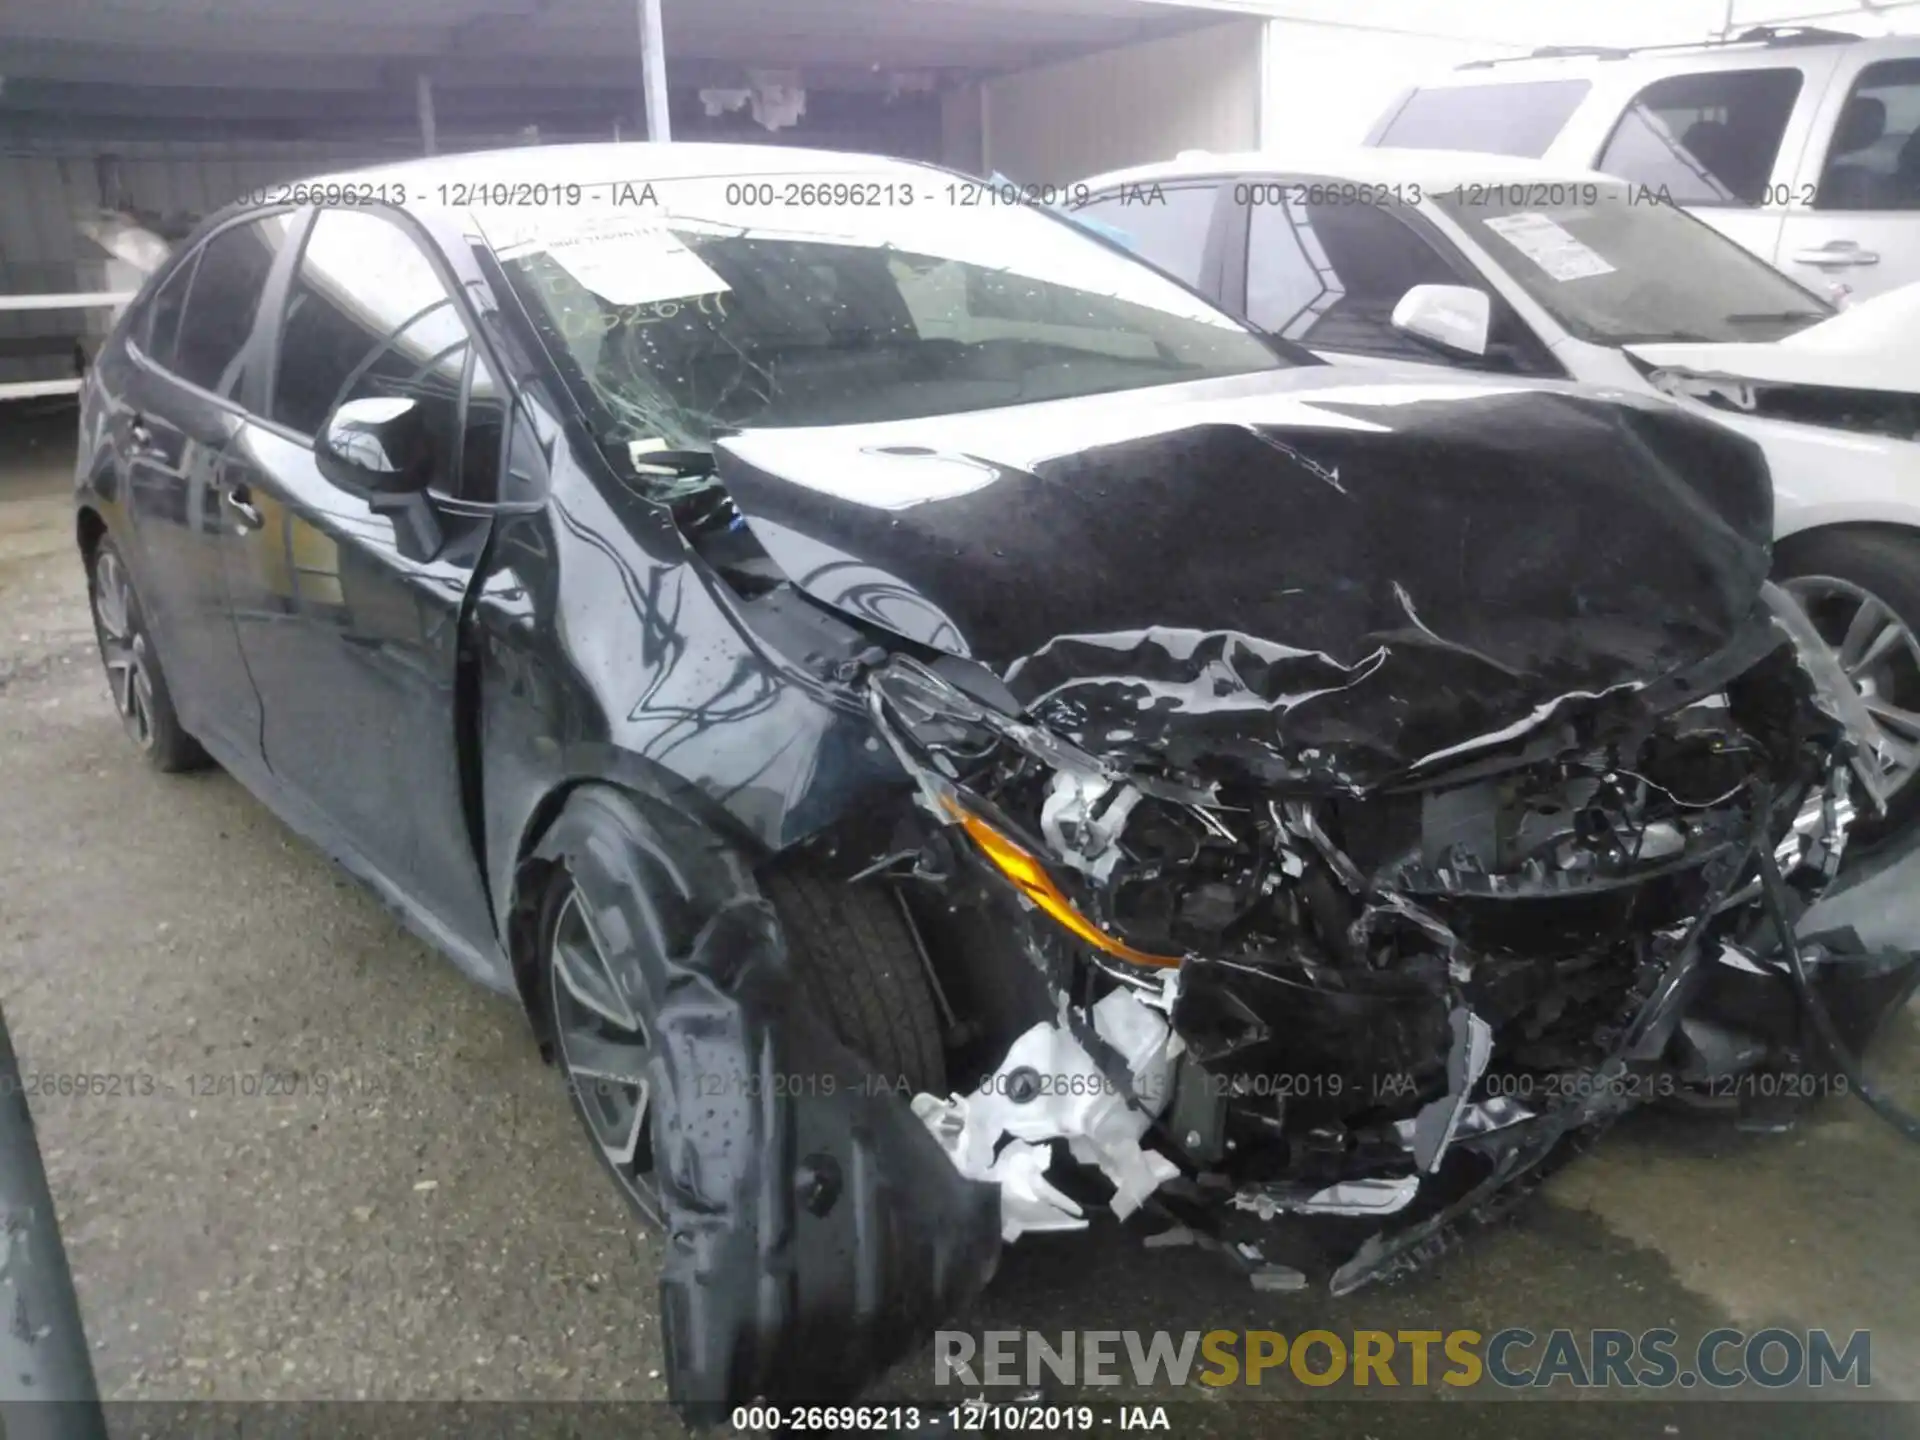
[1391,284,1493,359]
[316,396,443,561]
[316,396,430,498]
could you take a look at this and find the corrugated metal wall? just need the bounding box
[0,138,395,385]
[980,18,1263,187]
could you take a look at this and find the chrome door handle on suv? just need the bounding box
[1791,240,1881,268]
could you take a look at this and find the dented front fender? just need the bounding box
[529,786,1002,1419]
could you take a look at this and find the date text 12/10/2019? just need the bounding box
[729,1405,1168,1432]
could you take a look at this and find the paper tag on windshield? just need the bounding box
[540,216,730,306]
[1483,213,1614,282]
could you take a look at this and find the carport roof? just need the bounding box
[1,0,1236,99]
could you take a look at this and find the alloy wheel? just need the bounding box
[91,549,156,752]
[548,887,664,1225]
[1782,574,1920,803]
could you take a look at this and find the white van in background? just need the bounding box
[1363,27,1920,304]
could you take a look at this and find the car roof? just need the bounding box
[1413,28,1916,87]
[1078,147,1616,193]
[307,141,940,193]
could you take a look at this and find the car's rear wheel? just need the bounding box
[87,538,209,773]
[541,859,946,1227]
[1777,530,1920,849]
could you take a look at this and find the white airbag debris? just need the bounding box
[911,990,1179,1241]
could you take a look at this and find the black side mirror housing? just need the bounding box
[316,397,444,561]
[315,396,432,498]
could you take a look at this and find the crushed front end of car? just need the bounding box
[864,596,1911,1292]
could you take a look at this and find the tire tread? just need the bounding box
[762,864,947,1097]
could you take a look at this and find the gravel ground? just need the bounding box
[4,406,1919,1438]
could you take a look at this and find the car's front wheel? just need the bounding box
[87,537,209,773]
[539,858,947,1228]
[1777,528,1920,849]
[542,875,666,1225]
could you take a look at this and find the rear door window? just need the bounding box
[1067,183,1225,288]
[1815,59,1920,211]
[1596,68,1804,206]
[167,215,293,395]
[1372,80,1592,158]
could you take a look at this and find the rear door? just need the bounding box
[221,205,509,960]
[117,212,296,761]
[1777,51,1920,303]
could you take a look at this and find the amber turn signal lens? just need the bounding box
[941,796,1181,970]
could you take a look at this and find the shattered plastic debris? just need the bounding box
[1231,1176,1421,1220]
[911,990,1182,1240]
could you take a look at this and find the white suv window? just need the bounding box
[1816,59,1920,211]
[1596,68,1804,207]
[1372,80,1592,159]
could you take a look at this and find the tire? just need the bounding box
[87,537,210,774]
[761,862,948,1099]
[538,857,948,1231]
[1776,529,1920,849]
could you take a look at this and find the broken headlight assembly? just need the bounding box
[862,605,1920,1293]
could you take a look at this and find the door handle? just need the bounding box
[222,483,264,531]
[1790,240,1880,268]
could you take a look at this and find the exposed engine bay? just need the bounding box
[856,588,1915,1292]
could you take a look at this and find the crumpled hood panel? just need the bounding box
[1626,278,1920,396]
[716,375,1775,788]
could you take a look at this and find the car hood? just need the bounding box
[714,370,1777,790]
[1624,280,1920,397]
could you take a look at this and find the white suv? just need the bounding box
[1363,27,1920,303]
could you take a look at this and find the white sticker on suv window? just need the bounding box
[1482,212,1615,282]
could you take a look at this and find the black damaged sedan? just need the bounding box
[74,143,1918,1416]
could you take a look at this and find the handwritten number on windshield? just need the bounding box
[557,291,728,341]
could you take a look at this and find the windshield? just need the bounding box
[1434,184,1832,345]
[476,174,1283,449]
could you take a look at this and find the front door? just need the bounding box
[222,205,508,961]
[1589,62,1828,281]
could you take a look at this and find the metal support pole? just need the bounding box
[637,0,671,142]
[416,69,438,157]
[0,1005,108,1439]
